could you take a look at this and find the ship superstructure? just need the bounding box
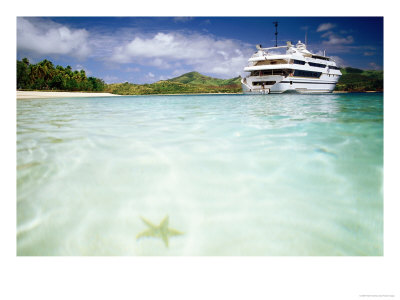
[241,41,342,94]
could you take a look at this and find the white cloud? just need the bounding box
[317,23,336,32]
[17,17,91,59]
[172,68,190,76]
[73,64,92,75]
[321,31,354,45]
[149,58,171,69]
[125,67,141,72]
[103,75,120,83]
[368,62,382,70]
[109,32,252,77]
[330,56,346,67]
[147,72,155,78]
[74,64,83,71]
[173,17,193,23]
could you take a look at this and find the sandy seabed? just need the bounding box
[17,91,120,99]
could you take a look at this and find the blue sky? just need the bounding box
[17,17,383,84]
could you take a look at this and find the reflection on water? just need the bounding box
[17,94,383,255]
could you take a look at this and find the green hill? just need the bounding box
[169,71,241,86]
[335,67,383,92]
[106,72,242,95]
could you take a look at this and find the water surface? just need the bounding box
[17,93,383,255]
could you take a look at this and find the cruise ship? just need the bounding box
[241,41,342,94]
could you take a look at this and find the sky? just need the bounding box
[16,17,383,84]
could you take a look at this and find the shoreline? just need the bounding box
[17,90,382,99]
[17,91,120,99]
[124,92,242,96]
[333,90,383,93]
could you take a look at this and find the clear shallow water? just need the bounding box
[17,93,383,256]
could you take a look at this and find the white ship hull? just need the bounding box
[241,76,338,94]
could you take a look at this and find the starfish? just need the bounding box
[137,215,183,247]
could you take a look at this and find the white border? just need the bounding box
[2,1,399,300]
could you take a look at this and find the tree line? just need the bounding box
[335,67,383,92]
[17,58,105,92]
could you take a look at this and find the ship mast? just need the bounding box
[273,21,278,47]
[305,29,308,46]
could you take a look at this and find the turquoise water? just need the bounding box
[17,93,383,255]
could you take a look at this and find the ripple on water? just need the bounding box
[16,94,383,255]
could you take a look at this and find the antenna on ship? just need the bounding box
[273,21,278,47]
[305,29,308,46]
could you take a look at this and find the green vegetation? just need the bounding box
[17,58,383,94]
[169,71,241,86]
[106,69,383,95]
[335,67,383,92]
[106,72,242,95]
[17,58,105,92]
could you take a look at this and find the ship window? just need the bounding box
[293,70,321,78]
[253,81,276,86]
[250,69,292,77]
[293,60,306,65]
[255,59,287,66]
[329,66,340,70]
[311,55,330,61]
[262,70,273,76]
[260,69,290,76]
[309,62,326,68]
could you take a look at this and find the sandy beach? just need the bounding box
[17,91,120,99]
